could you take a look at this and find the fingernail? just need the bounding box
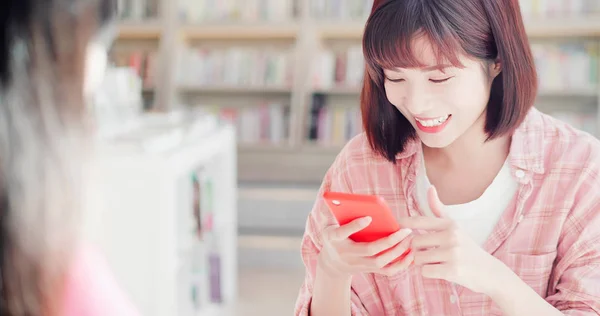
[361,217,372,225]
[399,228,412,236]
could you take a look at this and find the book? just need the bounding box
[313,46,364,89]
[202,103,291,145]
[307,94,363,146]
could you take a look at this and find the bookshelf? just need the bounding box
[116,0,600,184]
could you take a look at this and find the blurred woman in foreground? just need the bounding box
[0,0,138,315]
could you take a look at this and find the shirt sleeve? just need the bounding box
[294,154,369,316]
[62,244,141,316]
[545,180,600,315]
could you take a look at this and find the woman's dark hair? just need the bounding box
[0,0,116,315]
[361,0,538,162]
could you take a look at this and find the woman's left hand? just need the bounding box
[400,186,504,295]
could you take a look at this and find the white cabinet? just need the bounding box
[88,113,237,316]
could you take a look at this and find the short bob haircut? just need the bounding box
[361,0,538,162]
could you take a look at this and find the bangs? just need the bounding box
[363,0,465,74]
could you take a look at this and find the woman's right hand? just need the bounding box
[317,217,414,279]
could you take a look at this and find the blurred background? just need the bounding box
[88,0,600,315]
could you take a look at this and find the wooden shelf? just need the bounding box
[318,22,366,39]
[539,87,598,98]
[300,143,344,154]
[318,17,600,39]
[314,86,361,95]
[182,23,300,40]
[238,144,296,153]
[179,85,293,94]
[525,16,600,38]
[238,145,337,183]
[118,21,162,39]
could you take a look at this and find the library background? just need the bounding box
[90,0,600,315]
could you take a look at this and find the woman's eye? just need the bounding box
[430,77,454,83]
[386,77,405,83]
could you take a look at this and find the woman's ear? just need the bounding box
[489,59,502,79]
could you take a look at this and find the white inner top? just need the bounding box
[415,151,519,246]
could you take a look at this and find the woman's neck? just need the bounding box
[423,115,511,171]
[421,115,512,204]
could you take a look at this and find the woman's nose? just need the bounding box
[404,85,434,116]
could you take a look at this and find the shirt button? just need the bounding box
[450,295,457,304]
[515,169,525,179]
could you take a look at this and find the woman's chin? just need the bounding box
[418,132,458,149]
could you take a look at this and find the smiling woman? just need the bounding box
[361,0,537,160]
[295,0,600,316]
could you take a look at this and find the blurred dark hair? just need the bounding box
[361,0,538,162]
[0,0,116,315]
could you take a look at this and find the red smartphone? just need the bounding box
[323,191,401,243]
[322,191,411,263]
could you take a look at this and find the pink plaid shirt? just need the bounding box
[295,108,600,315]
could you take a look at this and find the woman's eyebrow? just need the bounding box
[390,64,453,73]
[421,64,452,72]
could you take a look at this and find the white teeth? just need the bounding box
[416,115,450,127]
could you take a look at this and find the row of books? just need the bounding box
[204,103,291,145]
[178,0,298,23]
[178,48,293,88]
[305,93,598,145]
[116,0,600,22]
[118,0,159,20]
[313,46,364,89]
[307,94,363,146]
[531,42,598,92]
[308,0,600,20]
[312,42,599,92]
[109,50,159,89]
[309,0,599,20]
[520,0,600,17]
[310,0,374,20]
[304,110,597,145]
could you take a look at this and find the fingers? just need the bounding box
[411,230,455,250]
[427,186,446,218]
[369,235,413,269]
[329,217,372,241]
[413,247,453,265]
[354,228,413,257]
[378,250,415,276]
[398,216,453,231]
